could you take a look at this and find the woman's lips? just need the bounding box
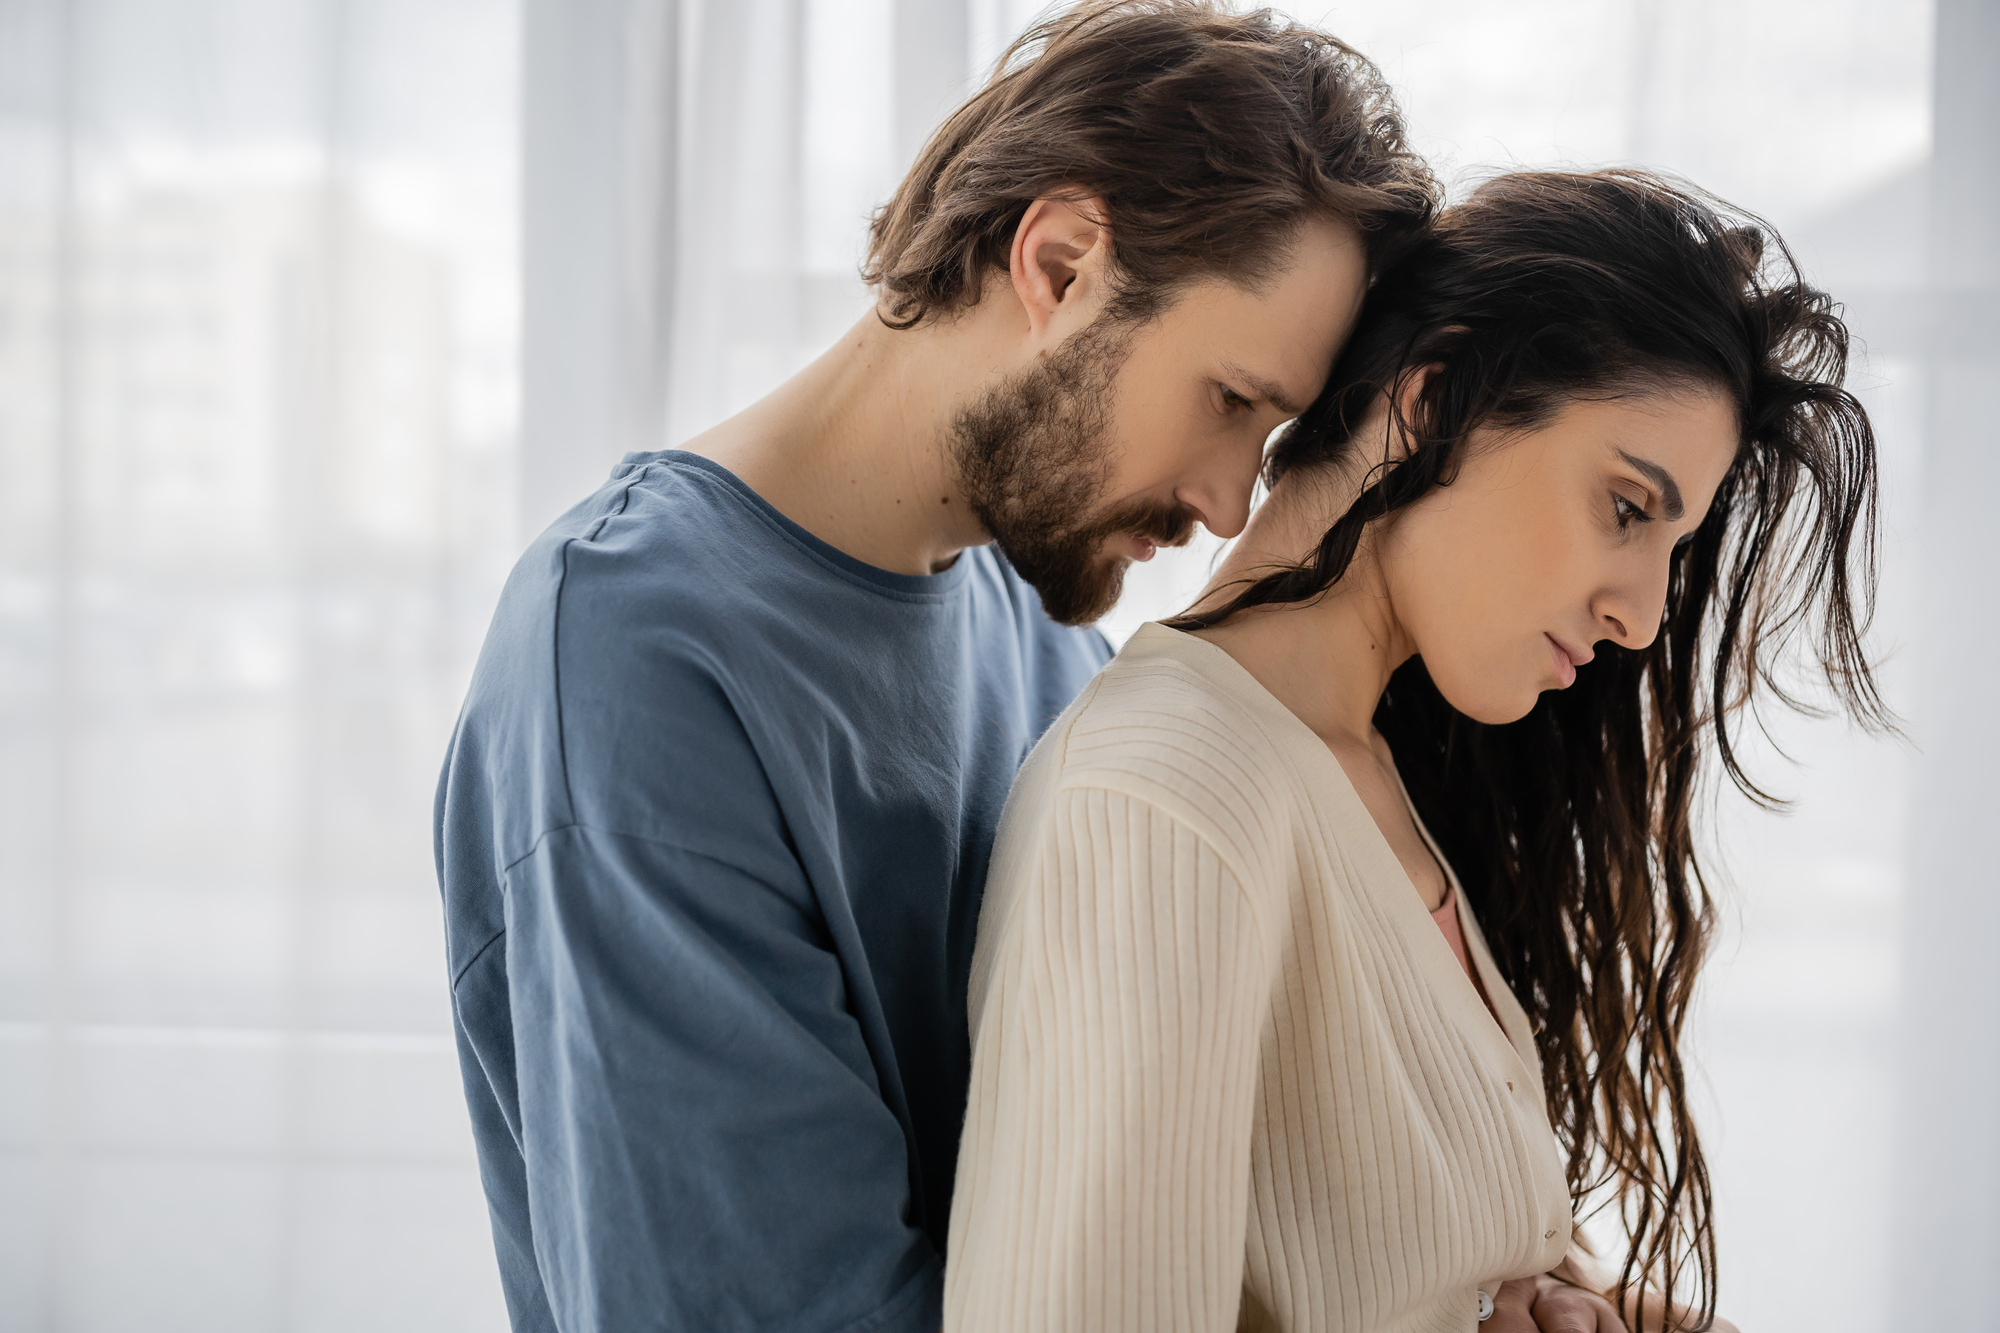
[1546,633,1579,689]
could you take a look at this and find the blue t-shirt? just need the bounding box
[435,451,1109,1332]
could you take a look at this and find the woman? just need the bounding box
[945,171,1886,1333]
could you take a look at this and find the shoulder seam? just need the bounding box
[449,925,507,989]
[1055,672,1111,772]
[550,464,653,824]
[552,541,576,822]
[500,819,787,879]
[500,821,579,875]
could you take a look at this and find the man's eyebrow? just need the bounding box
[1617,449,1685,520]
[1219,362,1307,416]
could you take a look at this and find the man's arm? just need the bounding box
[442,499,950,1331]
[474,821,941,1332]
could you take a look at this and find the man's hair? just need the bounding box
[863,0,1437,330]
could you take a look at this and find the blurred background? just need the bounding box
[0,0,1990,1329]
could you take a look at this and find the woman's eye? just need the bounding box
[1220,386,1251,411]
[1612,493,1648,528]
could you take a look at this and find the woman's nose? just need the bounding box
[1596,562,1672,650]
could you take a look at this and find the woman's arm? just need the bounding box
[944,786,1271,1333]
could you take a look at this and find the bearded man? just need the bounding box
[435,4,1432,1330]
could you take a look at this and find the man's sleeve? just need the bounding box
[492,820,942,1332]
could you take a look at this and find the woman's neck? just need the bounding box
[1187,465,1416,748]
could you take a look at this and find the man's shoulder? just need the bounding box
[498,451,1102,679]
[492,451,872,697]
[466,459,726,695]
[538,450,788,621]
[450,452,1108,838]
[446,456,796,837]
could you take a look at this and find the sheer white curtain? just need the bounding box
[518,0,1044,536]
[0,1,517,1328]
[3,0,1991,1329]
[1894,1,1999,1325]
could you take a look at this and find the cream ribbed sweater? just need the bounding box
[945,624,1573,1333]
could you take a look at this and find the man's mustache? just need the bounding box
[1102,501,1199,551]
[1152,508,1199,547]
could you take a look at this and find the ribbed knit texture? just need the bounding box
[946,624,1573,1333]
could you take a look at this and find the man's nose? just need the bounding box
[1175,460,1259,541]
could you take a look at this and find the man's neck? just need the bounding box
[679,308,1006,576]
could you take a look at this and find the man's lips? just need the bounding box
[1112,527,1190,563]
[1545,633,1592,689]
[1093,507,1197,565]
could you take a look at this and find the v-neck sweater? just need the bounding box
[945,624,1573,1333]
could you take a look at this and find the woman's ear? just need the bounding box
[1382,362,1442,462]
[1008,194,1111,341]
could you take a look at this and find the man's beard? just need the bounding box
[950,323,1197,626]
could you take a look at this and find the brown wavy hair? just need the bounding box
[1170,170,1890,1327]
[863,0,1436,330]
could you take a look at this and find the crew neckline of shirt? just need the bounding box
[633,449,977,598]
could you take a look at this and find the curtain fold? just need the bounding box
[519,0,995,537]
[519,0,680,538]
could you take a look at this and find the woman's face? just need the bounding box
[1379,386,1740,725]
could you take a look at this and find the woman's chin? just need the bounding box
[1479,699,1541,725]
[1432,675,1542,726]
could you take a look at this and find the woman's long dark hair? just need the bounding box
[1169,170,1888,1328]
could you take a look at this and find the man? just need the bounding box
[435,3,1431,1329]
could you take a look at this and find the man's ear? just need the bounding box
[1008,195,1111,341]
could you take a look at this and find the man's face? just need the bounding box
[953,217,1369,625]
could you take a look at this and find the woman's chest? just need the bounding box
[1237,857,1573,1331]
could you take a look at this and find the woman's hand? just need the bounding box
[1488,1273,1743,1333]
[1485,1275,1627,1332]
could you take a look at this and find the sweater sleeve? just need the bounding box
[945,785,1272,1333]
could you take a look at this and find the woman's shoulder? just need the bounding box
[975,626,1303,1007]
[1025,624,1304,854]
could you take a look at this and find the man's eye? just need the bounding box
[1220,387,1251,411]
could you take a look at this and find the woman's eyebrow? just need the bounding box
[1617,449,1685,519]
